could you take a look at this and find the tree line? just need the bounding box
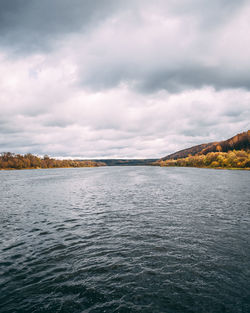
[155,150,250,169]
[0,152,105,170]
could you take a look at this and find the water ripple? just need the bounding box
[0,167,250,313]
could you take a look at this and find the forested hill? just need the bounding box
[162,130,250,160]
[90,159,157,166]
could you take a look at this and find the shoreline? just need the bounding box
[1,165,249,171]
[157,165,250,170]
[0,165,103,171]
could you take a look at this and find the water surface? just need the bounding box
[0,167,250,312]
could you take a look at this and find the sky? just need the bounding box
[0,0,250,158]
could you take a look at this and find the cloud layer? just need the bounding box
[0,0,249,158]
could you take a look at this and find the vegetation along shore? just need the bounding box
[0,153,105,170]
[1,130,249,170]
[153,150,250,169]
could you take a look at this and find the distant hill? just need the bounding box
[162,130,250,160]
[82,159,158,166]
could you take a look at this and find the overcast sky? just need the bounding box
[0,0,249,158]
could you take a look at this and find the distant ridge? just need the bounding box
[162,130,250,160]
[83,159,158,166]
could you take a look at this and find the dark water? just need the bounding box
[0,167,250,313]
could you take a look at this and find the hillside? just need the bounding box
[90,159,157,166]
[162,130,250,160]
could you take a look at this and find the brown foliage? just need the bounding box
[162,130,250,160]
[155,150,250,169]
[0,153,105,170]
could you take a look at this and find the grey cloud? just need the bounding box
[166,0,247,28]
[1,0,250,158]
[0,122,21,134]
[136,66,250,93]
[79,62,250,94]
[0,0,247,53]
[1,83,249,158]
[1,0,250,93]
[73,0,250,93]
[0,0,121,53]
[43,118,74,128]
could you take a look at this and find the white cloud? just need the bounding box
[1,50,249,157]
[0,0,250,158]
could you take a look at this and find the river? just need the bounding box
[0,167,249,312]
